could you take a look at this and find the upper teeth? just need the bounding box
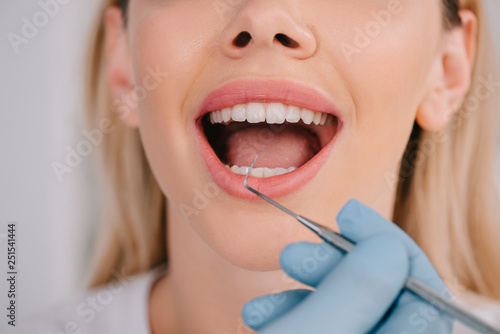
[209,102,331,125]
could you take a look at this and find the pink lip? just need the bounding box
[195,78,343,199]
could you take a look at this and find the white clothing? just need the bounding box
[5,267,165,334]
[5,266,500,334]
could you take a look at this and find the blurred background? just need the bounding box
[0,0,499,326]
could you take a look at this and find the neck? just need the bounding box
[149,203,305,334]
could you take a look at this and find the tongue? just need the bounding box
[225,125,320,168]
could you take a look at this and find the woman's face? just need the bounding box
[113,0,446,270]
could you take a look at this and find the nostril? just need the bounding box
[233,31,252,47]
[275,33,299,48]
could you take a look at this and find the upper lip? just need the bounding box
[196,78,341,121]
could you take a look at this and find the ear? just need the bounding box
[105,7,139,127]
[416,10,477,132]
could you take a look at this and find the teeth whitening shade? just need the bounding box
[244,155,500,334]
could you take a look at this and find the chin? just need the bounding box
[185,190,334,272]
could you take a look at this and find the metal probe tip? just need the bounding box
[243,155,300,219]
[243,155,259,192]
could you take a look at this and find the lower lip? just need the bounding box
[195,120,342,200]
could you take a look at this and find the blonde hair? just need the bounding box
[85,0,166,286]
[86,0,500,301]
[393,0,500,300]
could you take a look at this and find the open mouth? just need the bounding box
[194,79,343,199]
[201,103,339,177]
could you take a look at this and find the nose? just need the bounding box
[219,1,317,60]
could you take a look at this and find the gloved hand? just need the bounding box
[242,199,453,334]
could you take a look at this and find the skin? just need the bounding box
[105,1,477,333]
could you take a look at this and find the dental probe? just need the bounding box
[243,155,500,334]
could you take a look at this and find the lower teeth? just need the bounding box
[225,165,297,178]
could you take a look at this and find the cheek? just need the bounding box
[299,0,442,210]
[333,1,440,180]
[125,4,220,200]
[130,3,217,123]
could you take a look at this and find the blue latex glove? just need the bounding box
[242,199,453,333]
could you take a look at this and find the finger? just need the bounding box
[260,234,409,334]
[336,199,447,294]
[279,241,343,287]
[242,289,312,331]
[373,293,453,333]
